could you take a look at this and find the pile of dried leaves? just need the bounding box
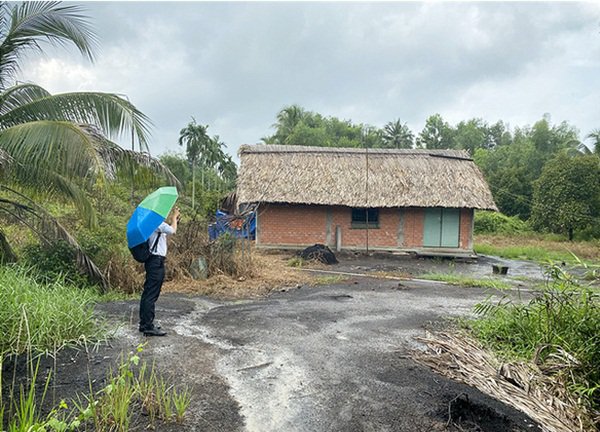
[413,332,597,432]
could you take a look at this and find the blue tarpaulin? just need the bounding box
[208,210,256,241]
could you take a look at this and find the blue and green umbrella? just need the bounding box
[126,186,178,248]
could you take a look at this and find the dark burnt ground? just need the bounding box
[3,283,541,432]
[2,296,243,432]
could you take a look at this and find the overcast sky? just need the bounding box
[19,1,600,160]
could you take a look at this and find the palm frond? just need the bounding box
[2,121,176,224]
[0,186,107,290]
[0,83,50,116]
[82,124,179,186]
[0,147,11,171]
[0,1,97,88]
[2,165,97,227]
[0,91,152,149]
[0,120,104,179]
[0,227,17,263]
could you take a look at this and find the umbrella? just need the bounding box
[126,186,178,248]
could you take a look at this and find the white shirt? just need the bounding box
[148,222,175,257]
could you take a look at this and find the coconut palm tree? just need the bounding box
[0,2,175,288]
[0,1,163,226]
[0,83,159,223]
[586,129,600,156]
[178,118,210,210]
[272,104,307,144]
[382,119,414,149]
[0,1,96,89]
[218,154,237,190]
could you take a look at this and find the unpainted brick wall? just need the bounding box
[256,204,473,251]
[459,208,473,249]
[330,206,398,247]
[257,204,327,245]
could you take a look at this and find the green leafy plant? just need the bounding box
[172,386,192,423]
[474,210,529,235]
[469,263,600,419]
[22,241,91,287]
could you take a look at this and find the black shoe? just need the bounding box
[143,327,166,337]
[139,323,161,332]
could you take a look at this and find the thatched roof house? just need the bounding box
[238,145,497,210]
[237,144,497,255]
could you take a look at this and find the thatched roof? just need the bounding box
[237,145,497,210]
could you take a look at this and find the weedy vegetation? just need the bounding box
[474,233,600,264]
[1,344,192,432]
[311,274,349,285]
[0,266,103,357]
[420,272,513,290]
[74,345,192,431]
[467,263,600,425]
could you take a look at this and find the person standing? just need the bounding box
[139,206,180,336]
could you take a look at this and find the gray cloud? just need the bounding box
[20,1,600,159]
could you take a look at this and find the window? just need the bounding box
[351,208,379,229]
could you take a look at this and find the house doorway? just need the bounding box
[423,208,460,248]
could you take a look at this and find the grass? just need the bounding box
[76,345,192,430]
[0,266,105,357]
[311,275,349,285]
[287,256,306,268]
[467,264,600,422]
[419,272,513,290]
[475,234,600,264]
[2,344,192,431]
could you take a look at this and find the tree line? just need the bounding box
[263,105,600,240]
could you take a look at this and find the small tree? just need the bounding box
[382,119,414,149]
[417,114,454,149]
[530,153,600,240]
[178,118,210,210]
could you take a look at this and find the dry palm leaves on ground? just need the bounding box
[413,332,597,432]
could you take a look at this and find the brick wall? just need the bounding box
[257,204,327,246]
[330,206,398,248]
[256,204,474,251]
[403,208,424,248]
[459,208,473,249]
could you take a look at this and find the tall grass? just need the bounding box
[0,266,102,356]
[474,242,577,263]
[469,265,600,418]
[475,233,600,264]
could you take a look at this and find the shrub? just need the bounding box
[474,210,529,235]
[21,241,91,287]
[166,218,255,280]
[469,264,600,418]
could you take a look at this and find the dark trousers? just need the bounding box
[139,255,165,329]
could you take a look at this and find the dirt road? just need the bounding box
[98,275,539,431]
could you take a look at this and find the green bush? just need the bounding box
[474,210,529,235]
[469,264,600,417]
[22,241,91,287]
[78,219,129,269]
